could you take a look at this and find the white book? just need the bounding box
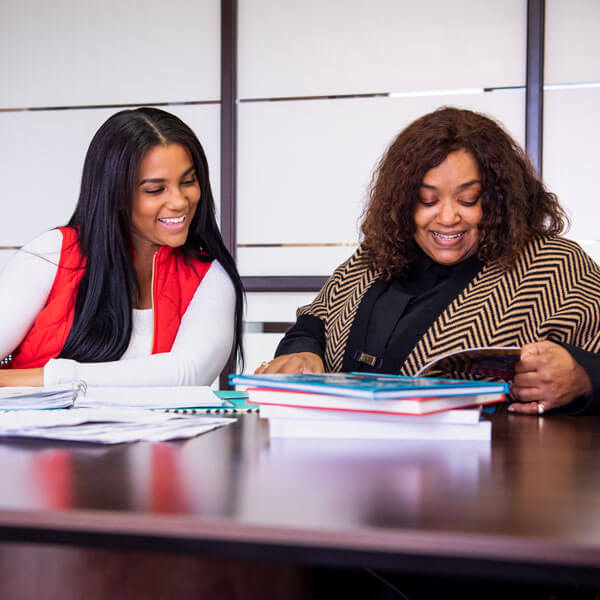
[259,404,483,424]
[268,416,491,441]
[78,386,228,410]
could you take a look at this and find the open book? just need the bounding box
[416,346,521,380]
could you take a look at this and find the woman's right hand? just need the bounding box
[255,352,325,374]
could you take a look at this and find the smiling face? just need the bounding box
[413,149,483,266]
[131,143,200,259]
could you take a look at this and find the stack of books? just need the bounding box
[229,372,508,441]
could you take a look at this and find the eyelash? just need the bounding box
[144,176,197,195]
[419,197,479,207]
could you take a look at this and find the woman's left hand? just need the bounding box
[508,341,591,414]
[0,368,44,387]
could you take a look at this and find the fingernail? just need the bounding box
[507,404,515,412]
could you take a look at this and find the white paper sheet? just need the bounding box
[0,407,234,444]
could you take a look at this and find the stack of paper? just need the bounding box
[229,372,506,440]
[0,384,231,412]
[0,407,234,444]
[0,382,83,410]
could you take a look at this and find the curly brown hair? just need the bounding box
[361,107,568,278]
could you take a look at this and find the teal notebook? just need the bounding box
[163,390,258,414]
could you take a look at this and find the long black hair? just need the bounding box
[59,107,244,368]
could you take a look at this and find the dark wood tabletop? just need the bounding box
[0,409,599,586]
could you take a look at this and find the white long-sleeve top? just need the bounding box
[0,230,236,386]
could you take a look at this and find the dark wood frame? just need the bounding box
[526,0,545,175]
[220,0,237,258]
[242,276,328,292]
[219,0,238,388]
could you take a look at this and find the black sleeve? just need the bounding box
[553,342,600,414]
[274,315,326,360]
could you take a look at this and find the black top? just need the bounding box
[275,250,600,414]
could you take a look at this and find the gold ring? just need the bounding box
[537,402,545,415]
[260,361,270,368]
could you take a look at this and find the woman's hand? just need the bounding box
[508,341,591,414]
[0,368,44,387]
[255,352,325,374]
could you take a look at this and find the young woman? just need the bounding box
[0,107,244,387]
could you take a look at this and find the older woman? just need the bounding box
[258,107,600,415]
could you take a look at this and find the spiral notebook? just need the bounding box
[162,391,258,414]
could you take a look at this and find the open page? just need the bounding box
[79,386,231,409]
[416,346,521,380]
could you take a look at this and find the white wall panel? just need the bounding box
[573,241,600,267]
[0,250,16,272]
[243,332,285,374]
[545,0,600,84]
[0,105,220,246]
[543,88,600,241]
[0,0,220,108]
[237,90,524,275]
[246,292,317,323]
[239,0,526,98]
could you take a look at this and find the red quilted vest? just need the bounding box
[9,227,212,368]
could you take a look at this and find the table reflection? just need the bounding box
[0,412,598,548]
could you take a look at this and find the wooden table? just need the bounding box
[0,410,599,597]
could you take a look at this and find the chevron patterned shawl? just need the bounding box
[298,237,600,375]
